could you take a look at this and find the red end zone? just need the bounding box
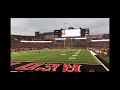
[11,62,108,72]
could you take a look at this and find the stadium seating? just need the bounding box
[11,34,109,53]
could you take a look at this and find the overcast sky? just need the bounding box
[11,18,109,36]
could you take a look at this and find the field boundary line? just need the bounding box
[89,50,109,71]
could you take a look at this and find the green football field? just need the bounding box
[11,49,101,65]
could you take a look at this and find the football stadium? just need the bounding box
[11,19,109,72]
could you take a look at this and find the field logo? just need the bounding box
[62,64,82,72]
[35,63,61,72]
[15,63,42,70]
[13,62,82,72]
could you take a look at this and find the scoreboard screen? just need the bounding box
[54,30,61,37]
[85,28,89,34]
[81,28,89,36]
[61,29,81,37]
[54,28,89,38]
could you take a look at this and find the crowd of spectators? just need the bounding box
[88,47,109,57]
[11,35,109,55]
[11,35,52,51]
[88,41,109,48]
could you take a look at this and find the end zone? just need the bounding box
[11,62,108,72]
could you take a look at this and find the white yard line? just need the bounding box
[69,49,81,60]
[89,50,109,71]
[72,55,77,56]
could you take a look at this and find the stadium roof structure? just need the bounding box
[86,34,109,40]
[20,40,52,43]
[55,37,87,40]
[74,37,87,39]
[43,32,54,35]
[91,39,109,42]
[11,34,35,37]
[55,38,66,40]
[102,34,109,39]
[91,34,103,38]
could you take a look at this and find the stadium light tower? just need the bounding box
[65,22,67,29]
[64,22,67,48]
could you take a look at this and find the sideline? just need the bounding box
[89,50,109,71]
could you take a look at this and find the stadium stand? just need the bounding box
[11,33,109,56]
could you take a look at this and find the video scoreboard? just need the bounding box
[54,30,61,37]
[54,28,89,38]
[61,29,81,37]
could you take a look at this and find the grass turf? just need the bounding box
[11,49,101,64]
